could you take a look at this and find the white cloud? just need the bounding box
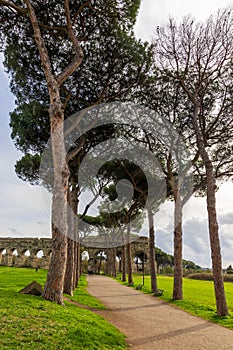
[135,0,233,41]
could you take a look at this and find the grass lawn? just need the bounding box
[0,266,126,350]
[68,275,105,309]
[117,274,233,329]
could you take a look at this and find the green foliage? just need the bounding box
[1,1,153,188]
[160,265,174,275]
[0,267,126,349]
[155,247,173,270]
[15,154,41,185]
[10,101,50,153]
[155,247,201,274]
[226,265,233,274]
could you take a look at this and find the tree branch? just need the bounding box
[0,0,27,15]
[24,0,55,90]
[56,0,83,86]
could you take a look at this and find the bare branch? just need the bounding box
[0,0,27,15]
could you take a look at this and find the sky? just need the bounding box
[1,0,233,268]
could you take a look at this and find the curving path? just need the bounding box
[86,275,233,350]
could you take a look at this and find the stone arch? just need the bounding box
[40,249,52,269]
[1,247,17,266]
[95,250,107,275]
[36,249,44,258]
[24,249,31,257]
[81,250,89,273]
[14,249,30,267]
[133,251,148,273]
[11,249,18,266]
[11,248,18,255]
[0,248,6,264]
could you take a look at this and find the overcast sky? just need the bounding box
[1,0,233,268]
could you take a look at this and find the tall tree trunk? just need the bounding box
[72,240,78,289]
[126,224,133,285]
[122,244,126,282]
[173,189,183,300]
[43,105,69,304]
[167,154,183,300]
[206,162,228,316]
[147,206,158,293]
[63,237,74,295]
[63,184,78,295]
[111,248,117,278]
[106,248,111,275]
[77,242,81,283]
[119,254,122,273]
[24,1,82,304]
[192,105,228,316]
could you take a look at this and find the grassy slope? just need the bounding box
[0,267,126,350]
[117,274,233,329]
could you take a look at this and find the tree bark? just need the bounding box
[73,242,80,287]
[147,206,158,293]
[111,248,117,277]
[63,236,74,295]
[167,154,183,300]
[106,248,111,275]
[23,0,82,304]
[63,183,78,295]
[42,105,69,304]
[173,189,183,300]
[126,224,133,285]
[192,104,228,316]
[122,244,126,282]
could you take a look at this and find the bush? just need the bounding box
[160,266,174,275]
[223,274,233,282]
[188,273,214,281]
[188,273,233,282]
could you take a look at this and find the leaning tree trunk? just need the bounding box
[126,223,133,285]
[173,189,183,300]
[192,105,228,316]
[147,206,158,293]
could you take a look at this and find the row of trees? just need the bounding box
[1,1,232,316]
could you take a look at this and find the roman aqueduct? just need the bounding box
[0,236,150,273]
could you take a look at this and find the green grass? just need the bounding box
[68,274,105,309]
[116,274,233,329]
[0,267,126,349]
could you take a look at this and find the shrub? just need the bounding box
[188,273,233,282]
[223,274,233,282]
[160,266,174,275]
[188,273,214,281]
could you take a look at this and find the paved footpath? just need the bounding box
[86,275,233,350]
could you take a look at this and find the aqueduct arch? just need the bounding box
[0,236,151,272]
